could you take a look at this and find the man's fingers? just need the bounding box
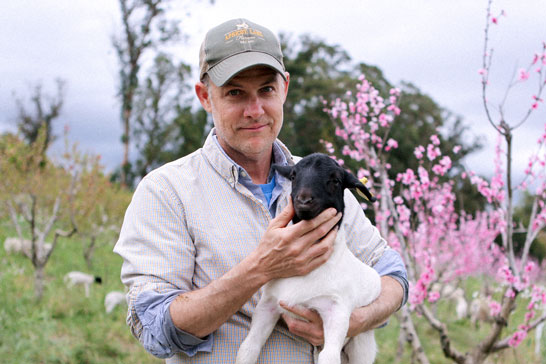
[290,209,340,239]
[269,199,295,229]
[280,302,318,321]
[279,302,324,346]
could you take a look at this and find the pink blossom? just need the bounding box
[508,330,527,348]
[524,311,535,322]
[385,138,398,151]
[489,300,502,316]
[427,144,441,161]
[428,291,440,303]
[414,146,425,159]
[430,134,440,146]
[518,68,530,81]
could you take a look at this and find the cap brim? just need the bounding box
[207,52,286,87]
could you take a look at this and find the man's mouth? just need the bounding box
[241,123,269,131]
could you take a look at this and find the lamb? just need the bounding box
[236,153,381,364]
[430,283,468,320]
[63,271,102,297]
[104,290,127,313]
[4,237,52,260]
[469,292,494,327]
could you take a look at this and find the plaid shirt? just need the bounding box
[114,129,391,363]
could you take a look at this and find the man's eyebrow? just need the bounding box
[224,74,279,88]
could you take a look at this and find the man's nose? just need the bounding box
[243,96,265,119]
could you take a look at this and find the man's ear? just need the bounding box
[281,72,290,103]
[343,170,376,202]
[195,81,212,112]
[272,164,294,179]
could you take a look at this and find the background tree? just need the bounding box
[131,53,210,180]
[323,0,546,360]
[112,0,179,185]
[0,129,104,300]
[14,78,65,156]
[75,178,133,268]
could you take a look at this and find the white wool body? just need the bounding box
[105,291,127,313]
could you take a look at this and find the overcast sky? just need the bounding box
[1,0,545,180]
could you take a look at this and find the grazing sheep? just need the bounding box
[4,237,52,260]
[4,237,31,255]
[430,283,468,320]
[104,291,127,313]
[64,271,102,297]
[469,292,494,327]
[236,153,380,364]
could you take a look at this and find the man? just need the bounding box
[114,18,408,363]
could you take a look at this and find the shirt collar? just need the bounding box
[202,128,293,187]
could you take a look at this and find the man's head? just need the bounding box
[199,18,287,87]
[196,19,290,166]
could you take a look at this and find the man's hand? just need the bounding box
[251,200,342,281]
[279,276,404,346]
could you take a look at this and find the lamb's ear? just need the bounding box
[272,164,294,179]
[343,170,377,202]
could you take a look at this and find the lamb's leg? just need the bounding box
[236,297,280,364]
[344,330,376,364]
[314,300,351,364]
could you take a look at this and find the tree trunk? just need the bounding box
[34,264,45,300]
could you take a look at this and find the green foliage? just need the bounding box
[130,53,210,181]
[0,129,133,297]
[14,78,65,155]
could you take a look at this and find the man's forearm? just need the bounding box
[169,252,269,338]
[348,275,404,336]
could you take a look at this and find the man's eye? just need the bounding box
[261,86,274,93]
[227,89,241,96]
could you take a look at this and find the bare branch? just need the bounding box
[419,305,466,363]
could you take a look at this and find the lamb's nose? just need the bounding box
[296,191,313,205]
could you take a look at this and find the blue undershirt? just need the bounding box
[259,175,276,206]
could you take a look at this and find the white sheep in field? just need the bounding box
[469,292,495,327]
[4,237,52,260]
[64,271,102,297]
[236,153,381,364]
[104,291,127,313]
[4,237,31,255]
[430,283,469,320]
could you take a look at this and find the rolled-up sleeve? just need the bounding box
[134,290,213,358]
[372,249,409,308]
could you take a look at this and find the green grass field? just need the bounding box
[0,225,544,364]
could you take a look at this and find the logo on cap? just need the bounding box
[224,20,264,44]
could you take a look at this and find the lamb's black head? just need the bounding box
[273,153,375,224]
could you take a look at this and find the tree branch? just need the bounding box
[419,305,466,363]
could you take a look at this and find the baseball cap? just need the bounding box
[199,18,286,86]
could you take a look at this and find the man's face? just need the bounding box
[197,66,289,162]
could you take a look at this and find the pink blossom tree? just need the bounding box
[323,1,546,362]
